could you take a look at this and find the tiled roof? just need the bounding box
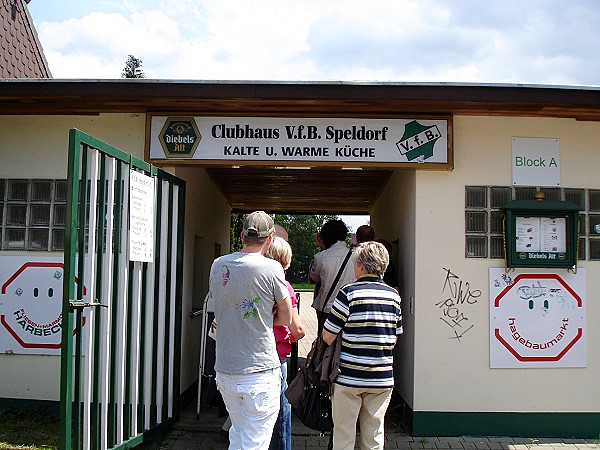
[1,0,51,78]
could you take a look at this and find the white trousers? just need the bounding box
[216,368,281,450]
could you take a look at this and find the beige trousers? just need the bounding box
[331,384,392,450]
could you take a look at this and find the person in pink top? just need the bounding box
[267,234,305,450]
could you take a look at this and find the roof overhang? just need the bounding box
[1,79,599,119]
[1,80,598,214]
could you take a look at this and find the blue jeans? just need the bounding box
[269,359,291,450]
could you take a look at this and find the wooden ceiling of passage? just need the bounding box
[1,80,598,213]
[205,166,393,214]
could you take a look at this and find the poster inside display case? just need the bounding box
[503,198,580,269]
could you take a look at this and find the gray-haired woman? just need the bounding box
[323,241,403,450]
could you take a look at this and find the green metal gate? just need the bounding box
[60,129,185,450]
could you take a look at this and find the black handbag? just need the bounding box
[296,370,333,432]
[285,335,334,433]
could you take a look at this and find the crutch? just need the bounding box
[196,292,212,419]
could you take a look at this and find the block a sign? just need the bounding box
[512,137,560,186]
[148,115,451,167]
[0,256,86,355]
[489,268,586,368]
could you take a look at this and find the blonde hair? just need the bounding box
[266,235,292,270]
[354,241,389,278]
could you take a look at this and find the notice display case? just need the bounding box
[503,195,581,269]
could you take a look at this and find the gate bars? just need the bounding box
[60,129,185,450]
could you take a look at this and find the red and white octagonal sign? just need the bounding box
[0,259,85,355]
[489,269,586,368]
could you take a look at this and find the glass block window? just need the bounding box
[565,189,585,209]
[465,186,487,208]
[465,186,505,259]
[490,187,512,209]
[490,236,505,259]
[514,187,537,201]
[466,185,600,261]
[540,187,561,201]
[465,211,487,233]
[590,239,600,261]
[490,211,504,234]
[466,235,487,258]
[0,179,66,251]
[588,190,600,260]
[589,190,600,211]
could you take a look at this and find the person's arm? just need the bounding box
[322,329,337,346]
[289,307,305,340]
[273,296,293,327]
[308,239,325,284]
[308,256,319,284]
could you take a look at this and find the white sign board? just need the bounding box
[512,137,560,186]
[149,116,449,165]
[489,268,586,368]
[0,256,86,355]
[129,170,155,262]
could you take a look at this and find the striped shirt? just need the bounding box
[324,275,402,388]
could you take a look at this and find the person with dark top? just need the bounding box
[355,224,375,244]
[377,238,399,291]
[356,224,399,291]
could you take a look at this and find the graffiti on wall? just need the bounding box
[436,267,482,341]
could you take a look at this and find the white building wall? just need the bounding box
[0,114,148,401]
[0,115,232,402]
[2,112,599,416]
[412,116,600,413]
[371,169,417,409]
[171,166,231,396]
[0,114,147,180]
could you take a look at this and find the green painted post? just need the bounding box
[60,129,82,450]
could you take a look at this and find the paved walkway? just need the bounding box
[141,291,599,449]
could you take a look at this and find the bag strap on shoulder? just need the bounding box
[323,249,352,306]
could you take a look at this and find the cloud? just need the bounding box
[32,0,600,85]
[37,10,183,78]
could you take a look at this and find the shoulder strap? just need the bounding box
[323,249,352,305]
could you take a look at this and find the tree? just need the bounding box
[230,212,244,253]
[228,213,338,284]
[121,55,145,78]
[273,214,338,284]
[229,213,339,283]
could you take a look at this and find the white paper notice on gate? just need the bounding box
[129,170,155,262]
[489,268,586,368]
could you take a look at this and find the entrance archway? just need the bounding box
[205,166,393,214]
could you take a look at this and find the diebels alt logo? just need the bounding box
[159,117,201,158]
[396,120,442,162]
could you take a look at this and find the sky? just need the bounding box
[27,0,600,86]
[25,0,600,229]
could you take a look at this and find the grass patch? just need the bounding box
[292,283,313,291]
[0,408,59,450]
